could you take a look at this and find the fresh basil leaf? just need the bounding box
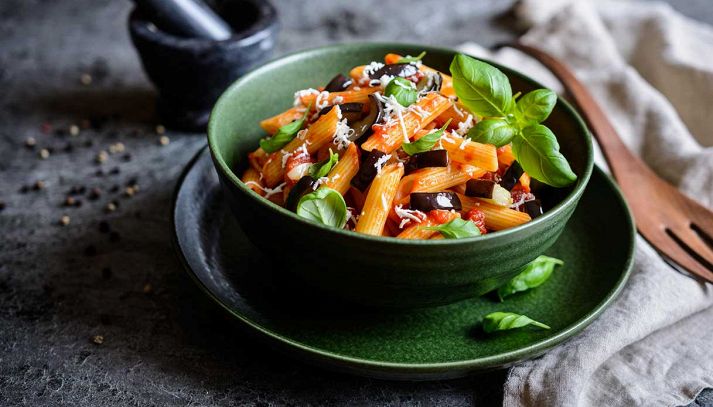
[482,312,550,333]
[309,149,339,179]
[259,107,310,153]
[513,125,577,187]
[467,118,517,147]
[402,119,451,156]
[424,217,481,239]
[516,89,557,125]
[384,77,418,107]
[296,187,347,228]
[398,51,426,64]
[450,54,512,118]
[497,255,564,301]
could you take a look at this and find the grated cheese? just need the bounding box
[333,118,354,150]
[362,61,385,85]
[409,104,429,119]
[246,181,286,198]
[394,204,426,229]
[293,88,319,107]
[373,154,391,174]
[381,194,389,211]
[459,138,471,150]
[373,92,410,141]
[312,176,329,190]
[456,114,474,136]
[510,192,536,210]
[315,91,331,110]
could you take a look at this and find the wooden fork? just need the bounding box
[500,42,713,283]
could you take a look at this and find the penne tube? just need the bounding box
[248,148,269,172]
[355,163,404,236]
[322,143,360,195]
[241,167,265,196]
[519,173,531,192]
[396,210,459,239]
[361,93,451,154]
[458,193,532,230]
[439,132,498,171]
[349,65,366,83]
[260,106,305,134]
[497,144,516,167]
[297,87,379,109]
[433,101,473,130]
[384,53,401,64]
[262,106,340,187]
[394,163,486,205]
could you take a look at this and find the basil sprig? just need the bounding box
[259,106,310,153]
[309,149,338,179]
[497,255,563,301]
[402,119,451,156]
[424,217,481,239]
[296,187,347,229]
[450,54,576,187]
[398,51,426,64]
[384,77,418,107]
[482,312,550,333]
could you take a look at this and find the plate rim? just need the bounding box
[170,146,636,378]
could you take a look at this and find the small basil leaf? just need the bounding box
[259,107,310,153]
[482,312,550,333]
[296,187,347,228]
[402,119,451,156]
[516,89,557,125]
[513,125,577,187]
[398,51,426,64]
[384,77,418,107]
[467,118,517,147]
[424,217,481,239]
[450,54,512,118]
[309,149,339,179]
[497,255,564,301]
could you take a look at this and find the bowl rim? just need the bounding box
[207,42,594,246]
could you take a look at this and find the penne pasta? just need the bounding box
[248,148,269,172]
[297,87,379,109]
[497,144,516,167]
[262,106,340,187]
[458,194,532,230]
[241,167,265,196]
[322,143,360,195]
[395,163,486,205]
[356,163,404,235]
[361,93,451,154]
[439,132,498,171]
[433,101,472,130]
[396,210,459,239]
[260,106,305,134]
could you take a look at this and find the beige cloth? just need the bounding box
[460,1,713,405]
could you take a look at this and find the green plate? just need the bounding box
[171,147,635,380]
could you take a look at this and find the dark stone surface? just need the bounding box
[0,0,711,405]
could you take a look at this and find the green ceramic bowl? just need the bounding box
[208,43,594,308]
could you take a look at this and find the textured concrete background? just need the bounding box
[1,0,712,405]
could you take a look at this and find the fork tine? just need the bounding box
[691,223,713,251]
[667,227,713,270]
[654,233,713,283]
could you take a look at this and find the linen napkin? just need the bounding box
[459,1,713,405]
